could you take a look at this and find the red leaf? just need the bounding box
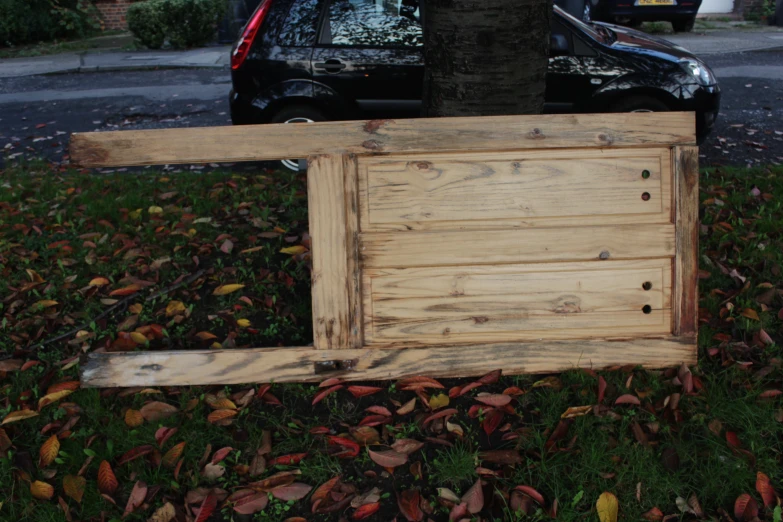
[734,494,758,521]
[758,390,782,399]
[327,436,360,458]
[347,386,383,398]
[97,461,118,495]
[514,485,545,505]
[398,489,423,522]
[365,405,392,417]
[478,369,502,385]
[319,377,344,388]
[271,482,312,501]
[545,420,571,451]
[311,476,341,507]
[642,507,664,521]
[391,438,424,455]
[423,408,458,425]
[116,445,153,466]
[597,376,607,404]
[398,376,445,391]
[462,479,484,514]
[359,415,392,427]
[268,453,307,466]
[368,448,408,468]
[309,426,330,435]
[756,472,777,508]
[457,381,484,397]
[614,394,641,406]
[211,446,234,465]
[195,493,218,522]
[353,502,380,520]
[475,394,512,407]
[503,386,526,396]
[482,409,504,436]
[312,385,343,406]
[155,427,178,448]
[726,431,742,448]
[123,481,147,517]
[233,492,269,515]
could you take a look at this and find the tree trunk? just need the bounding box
[422,0,552,117]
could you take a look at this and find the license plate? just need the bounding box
[638,0,675,5]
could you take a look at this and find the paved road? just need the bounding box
[1,50,781,169]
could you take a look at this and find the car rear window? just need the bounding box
[279,0,325,46]
[326,0,422,48]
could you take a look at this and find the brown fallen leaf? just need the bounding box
[368,448,408,468]
[63,475,86,503]
[30,480,55,500]
[561,405,592,419]
[462,479,484,514]
[140,401,178,422]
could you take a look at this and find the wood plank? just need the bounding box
[80,336,697,387]
[70,113,697,167]
[307,155,356,349]
[342,154,363,348]
[672,145,699,336]
[362,150,667,228]
[363,259,670,343]
[360,224,675,268]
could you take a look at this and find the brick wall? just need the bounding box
[94,0,142,30]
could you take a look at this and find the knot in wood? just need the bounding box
[599,250,610,260]
[597,133,615,145]
[527,128,545,140]
[362,139,383,151]
[415,161,432,170]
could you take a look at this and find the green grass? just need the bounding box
[1,160,782,520]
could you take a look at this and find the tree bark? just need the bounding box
[422,0,552,117]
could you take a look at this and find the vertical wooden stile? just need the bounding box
[672,146,699,336]
[342,154,363,348]
[307,154,360,349]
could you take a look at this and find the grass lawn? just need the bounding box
[1,159,782,521]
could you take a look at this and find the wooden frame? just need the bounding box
[71,113,699,387]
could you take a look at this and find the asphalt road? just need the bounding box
[1,50,782,169]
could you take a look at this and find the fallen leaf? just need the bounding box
[462,479,485,514]
[561,405,592,419]
[139,401,178,422]
[741,308,760,321]
[163,442,186,468]
[236,318,251,328]
[614,394,641,406]
[391,439,425,455]
[398,489,423,522]
[30,480,54,500]
[63,475,86,503]
[280,245,307,255]
[429,393,450,410]
[148,502,177,522]
[474,394,512,407]
[194,493,218,522]
[642,507,664,521]
[2,409,39,425]
[98,461,119,495]
[756,472,777,508]
[369,448,407,468]
[598,376,607,404]
[207,409,237,424]
[347,385,383,398]
[353,502,381,519]
[39,434,60,467]
[233,491,269,514]
[165,300,186,317]
[109,284,141,297]
[125,408,144,428]
[396,398,416,415]
[117,445,154,466]
[220,239,234,254]
[312,384,343,406]
[213,284,245,296]
[271,482,312,501]
[514,485,545,505]
[202,462,225,480]
[38,389,73,410]
[734,494,759,521]
[596,492,619,522]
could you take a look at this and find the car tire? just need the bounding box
[611,95,670,113]
[672,16,695,32]
[270,105,327,171]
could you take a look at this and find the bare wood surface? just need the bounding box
[673,146,699,335]
[307,155,354,349]
[363,260,670,343]
[360,150,669,229]
[70,113,696,167]
[80,336,696,387]
[360,224,675,268]
[342,154,363,348]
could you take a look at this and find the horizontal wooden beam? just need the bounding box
[70,112,696,168]
[80,336,696,387]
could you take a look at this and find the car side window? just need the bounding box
[323,0,423,48]
[279,0,325,46]
[550,19,573,55]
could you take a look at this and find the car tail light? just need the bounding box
[231,0,272,70]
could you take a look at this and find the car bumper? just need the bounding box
[229,89,267,125]
[681,83,720,138]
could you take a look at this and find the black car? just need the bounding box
[557,0,703,32]
[230,0,719,169]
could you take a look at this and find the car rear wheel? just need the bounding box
[672,16,695,32]
[271,105,327,171]
[611,96,670,113]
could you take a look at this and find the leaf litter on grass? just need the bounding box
[0,162,782,520]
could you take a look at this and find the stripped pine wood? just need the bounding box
[360,149,670,229]
[673,145,700,336]
[69,112,696,167]
[79,336,697,387]
[363,259,670,343]
[359,224,675,268]
[342,154,364,348]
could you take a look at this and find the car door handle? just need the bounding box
[314,60,346,73]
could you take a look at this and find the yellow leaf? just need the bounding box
[428,393,450,410]
[30,481,54,501]
[125,409,144,428]
[63,474,86,503]
[237,318,251,328]
[89,277,110,287]
[166,300,187,317]
[741,308,760,321]
[38,389,74,410]
[129,208,142,220]
[26,269,45,283]
[1,409,39,425]
[210,342,222,349]
[39,434,60,467]
[213,284,244,296]
[240,246,264,254]
[561,405,593,419]
[196,331,218,341]
[280,245,307,255]
[34,300,58,308]
[597,492,619,522]
[129,303,143,314]
[148,206,163,214]
[130,332,148,344]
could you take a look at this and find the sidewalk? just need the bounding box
[664,30,783,55]
[0,46,231,78]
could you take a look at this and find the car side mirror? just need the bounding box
[550,34,569,56]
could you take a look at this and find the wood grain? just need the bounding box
[673,146,699,336]
[307,155,358,349]
[70,113,696,167]
[360,224,675,268]
[361,150,668,228]
[363,259,671,344]
[80,336,696,387]
[342,154,363,348]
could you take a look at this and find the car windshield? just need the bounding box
[554,5,615,43]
